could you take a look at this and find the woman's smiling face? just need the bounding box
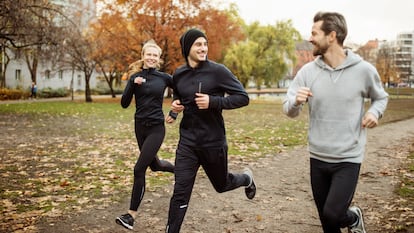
[142,46,161,69]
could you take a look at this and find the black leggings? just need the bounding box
[310,158,360,233]
[165,144,250,233]
[129,122,174,211]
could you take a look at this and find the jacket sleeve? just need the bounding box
[171,72,181,102]
[208,65,249,110]
[121,76,135,108]
[166,73,174,88]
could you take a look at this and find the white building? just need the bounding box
[5,54,98,92]
[4,0,101,92]
[395,31,414,86]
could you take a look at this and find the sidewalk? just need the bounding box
[0,94,117,104]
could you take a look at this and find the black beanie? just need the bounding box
[180,28,207,61]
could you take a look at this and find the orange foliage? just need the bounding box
[196,8,245,62]
[89,0,245,76]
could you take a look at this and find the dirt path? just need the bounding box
[36,118,414,233]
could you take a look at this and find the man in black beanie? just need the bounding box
[179,28,207,63]
[164,28,256,233]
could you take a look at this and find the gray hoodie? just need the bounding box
[283,49,388,163]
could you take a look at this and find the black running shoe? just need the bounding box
[244,168,256,199]
[116,213,134,230]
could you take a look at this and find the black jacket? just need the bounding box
[121,68,173,125]
[172,60,249,147]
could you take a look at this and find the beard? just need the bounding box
[312,42,329,56]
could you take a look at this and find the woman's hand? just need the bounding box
[171,100,184,113]
[133,77,146,85]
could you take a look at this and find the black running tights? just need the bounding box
[310,158,360,233]
[129,122,174,211]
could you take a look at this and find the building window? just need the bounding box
[45,70,51,79]
[15,69,21,80]
[77,74,81,86]
[59,70,63,79]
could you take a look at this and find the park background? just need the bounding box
[1,0,414,102]
[1,0,414,232]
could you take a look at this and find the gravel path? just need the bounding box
[37,118,414,233]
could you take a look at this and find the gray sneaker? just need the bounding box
[348,206,366,233]
[243,168,256,199]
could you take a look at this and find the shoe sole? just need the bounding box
[355,207,366,233]
[244,168,256,199]
[349,206,366,233]
[245,183,256,199]
[116,217,133,230]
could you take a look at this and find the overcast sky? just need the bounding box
[220,0,414,45]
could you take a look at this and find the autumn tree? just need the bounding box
[21,5,65,87]
[193,3,245,62]
[224,20,301,89]
[91,0,245,81]
[60,26,96,102]
[376,44,400,86]
[0,0,66,87]
[88,11,130,98]
[51,0,99,102]
[0,0,65,47]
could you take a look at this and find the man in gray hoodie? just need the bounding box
[283,12,388,233]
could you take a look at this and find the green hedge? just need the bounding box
[37,87,69,98]
[91,87,124,95]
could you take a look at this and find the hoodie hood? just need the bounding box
[314,49,362,71]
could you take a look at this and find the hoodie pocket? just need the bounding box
[308,118,359,155]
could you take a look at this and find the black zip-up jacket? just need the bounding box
[172,60,249,147]
[121,68,173,125]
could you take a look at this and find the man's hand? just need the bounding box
[362,112,378,128]
[195,93,209,109]
[295,87,313,106]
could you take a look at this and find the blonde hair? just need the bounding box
[122,40,163,80]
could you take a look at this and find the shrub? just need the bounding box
[0,88,29,100]
[91,87,124,95]
[37,87,69,98]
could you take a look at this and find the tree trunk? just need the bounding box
[108,76,116,98]
[0,44,7,88]
[84,73,92,102]
[24,48,39,85]
[110,85,116,98]
[0,61,8,88]
[31,58,38,84]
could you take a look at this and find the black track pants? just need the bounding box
[165,144,249,233]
